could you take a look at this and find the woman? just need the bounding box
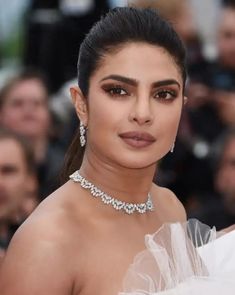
[0,70,64,199]
[0,7,188,294]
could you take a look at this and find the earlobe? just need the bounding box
[70,86,88,124]
[183,96,188,105]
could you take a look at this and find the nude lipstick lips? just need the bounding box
[119,131,155,148]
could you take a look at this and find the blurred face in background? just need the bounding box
[215,90,235,126]
[172,1,197,44]
[217,7,235,69]
[0,78,50,140]
[133,0,197,44]
[0,138,32,222]
[216,137,235,214]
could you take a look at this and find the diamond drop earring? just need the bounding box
[79,122,86,147]
[170,142,175,153]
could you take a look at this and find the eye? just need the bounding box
[11,99,24,108]
[154,89,177,100]
[2,165,18,175]
[110,87,127,96]
[103,84,129,97]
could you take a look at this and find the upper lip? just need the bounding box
[119,131,156,142]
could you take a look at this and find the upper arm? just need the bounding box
[0,219,74,295]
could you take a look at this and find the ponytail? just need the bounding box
[60,127,85,184]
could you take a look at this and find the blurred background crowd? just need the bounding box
[0,0,235,256]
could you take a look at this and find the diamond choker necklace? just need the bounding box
[70,170,154,215]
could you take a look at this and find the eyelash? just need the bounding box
[102,85,177,100]
[103,85,129,97]
[154,89,177,100]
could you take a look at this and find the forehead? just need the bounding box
[219,8,235,31]
[0,139,25,166]
[6,79,47,100]
[91,42,183,85]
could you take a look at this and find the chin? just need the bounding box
[114,154,159,170]
[110,144,167,168]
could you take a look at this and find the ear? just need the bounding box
[183,96,188,105]
[70,86,88,126]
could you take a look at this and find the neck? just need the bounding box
[79,151,156,204]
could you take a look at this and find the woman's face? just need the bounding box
[75,42,185,169]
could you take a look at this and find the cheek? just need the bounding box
[2,108,20,122]
[227,167,235,179]
[10,176,26,195]
[39,110,50,125]
[157,103,182,134]
[87,101,108,145]
[88,97,123,135]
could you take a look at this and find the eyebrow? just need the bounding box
[100,74,181,88]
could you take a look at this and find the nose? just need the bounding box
[129,95,153,126]
[23,102,35,112]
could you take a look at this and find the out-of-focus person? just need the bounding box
[217,0,235,70]
[184,0,235,153]
[0,128,38,255]
[0,70,50,158]
[189,129,235,230]
[186,0,235,109]
[0,69,64,199]
[213,78,235,128]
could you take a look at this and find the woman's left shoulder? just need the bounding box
[152,184,187,222]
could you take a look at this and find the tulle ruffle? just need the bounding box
[120,219,235,294]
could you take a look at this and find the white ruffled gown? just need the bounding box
[119,219,235,295]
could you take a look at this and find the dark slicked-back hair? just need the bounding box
[78,7,186,96]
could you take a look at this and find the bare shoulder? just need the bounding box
[0,183,78,295]
[152,184,187,222]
